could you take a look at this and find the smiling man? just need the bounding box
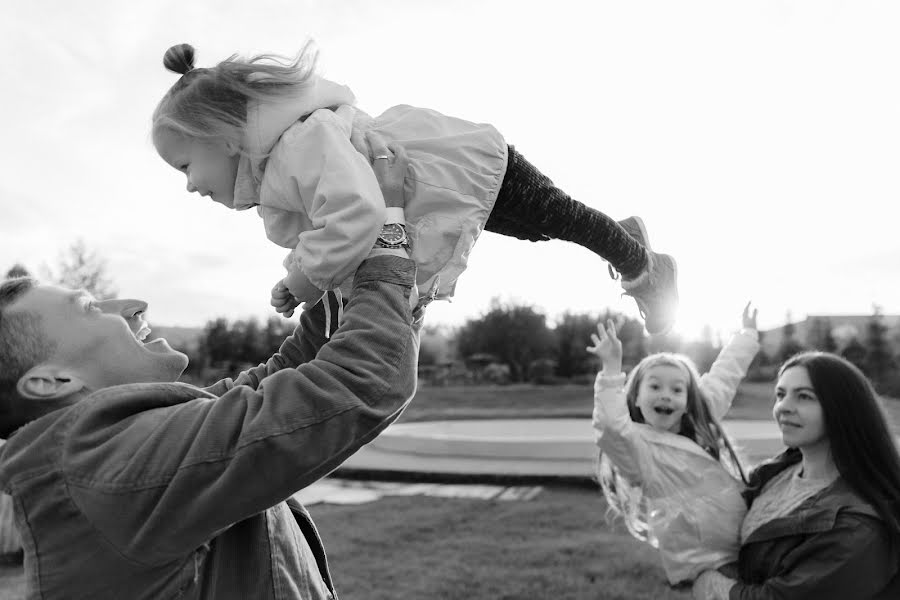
[0,250,419,599]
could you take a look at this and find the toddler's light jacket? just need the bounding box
[592,329,760,584]
[233,75,508,300]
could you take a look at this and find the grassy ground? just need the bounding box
[397,380,778,423]
[309,484,689,600]
[2,382,898,599]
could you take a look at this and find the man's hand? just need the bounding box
[587,319,623,374]
[369,133,408,209]
[742,300,758,330]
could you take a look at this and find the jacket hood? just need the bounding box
[233,75,355,210]
[242,75,356,157]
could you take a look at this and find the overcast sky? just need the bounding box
[2,0,899,340]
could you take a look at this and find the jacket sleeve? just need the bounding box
[202,294,336,396]
[63,256,419,564]
[592,371,649,485]
[730,514,899,600]
[263,107,386,291]
[699,329,760,421]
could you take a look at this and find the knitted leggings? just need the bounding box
[484,145,648,280]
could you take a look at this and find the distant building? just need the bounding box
[759,314,900,358]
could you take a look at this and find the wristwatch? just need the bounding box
[375,222,410,249]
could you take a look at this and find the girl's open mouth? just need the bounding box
[654,407,674,415]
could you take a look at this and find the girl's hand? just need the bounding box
[270,280,301,318]
[369,133,408,209]
[587,319,623,372]
[742,301,758,330]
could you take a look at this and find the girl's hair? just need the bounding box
[597,352,748,542]
[747,352,900,536]
[152,42,318,152]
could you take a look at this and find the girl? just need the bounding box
[693,352,900,600]
[151,43,679,334]
[589,303,760,585]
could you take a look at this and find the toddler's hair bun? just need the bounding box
[163,43,196,75]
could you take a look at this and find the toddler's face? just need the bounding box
[155,128,240,208]
[635,364,688,433]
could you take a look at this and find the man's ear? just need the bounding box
[17,365,87,400]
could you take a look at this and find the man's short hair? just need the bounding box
[0,277,56,437]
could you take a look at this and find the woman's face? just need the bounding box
[773,366,828,449]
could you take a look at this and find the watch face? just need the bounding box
[380,223,406,244]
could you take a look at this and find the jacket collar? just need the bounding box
[742,473,881,546]
[637,422,724,462]
[232,76,356,210]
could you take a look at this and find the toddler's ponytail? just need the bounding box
[163,43,196,75]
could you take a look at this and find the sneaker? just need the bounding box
[607,216,651,280]
[621,251,679,336]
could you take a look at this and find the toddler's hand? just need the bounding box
[587,319,623,372]
[283,266,325,306]
[271,280,301,318]
[369,133,409,209]
[742,301,758,330]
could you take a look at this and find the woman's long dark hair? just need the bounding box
[768,352,900,535]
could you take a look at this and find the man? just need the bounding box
[0,243,419,598]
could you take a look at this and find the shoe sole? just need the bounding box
[647,252,679,336]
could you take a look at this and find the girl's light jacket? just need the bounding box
[592,329,760,585]
[232,76,508,300]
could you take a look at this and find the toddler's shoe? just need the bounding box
[613,216,679,335]
[607,216,652,279]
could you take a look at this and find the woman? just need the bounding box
[693,351,900,600]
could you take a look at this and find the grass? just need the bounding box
[310,484,691,600]
[397,380,779,423]
[2,382,898,599]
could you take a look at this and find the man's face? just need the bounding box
[9,285,188,391]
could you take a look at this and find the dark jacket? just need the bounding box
[729,449,900,600]
[0,256,419,600]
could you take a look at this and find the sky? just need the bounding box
[2,0,900,341]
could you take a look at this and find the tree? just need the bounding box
[199,318,233,367]
[865,305,895,385]
[841,337,868,374]
[4,264,30,279]
[456,298,555,382]
[44,239,117,299]
[777,311,805,363]
[553,311,599,378]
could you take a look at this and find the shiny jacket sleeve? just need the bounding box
[63,256,418,564]
[699,329,760,421]
[260,107,386,292]
[730,513,898,600]
[592,371,648,485]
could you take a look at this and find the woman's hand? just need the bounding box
[693,569,736,600]
[742,300,758,330]
[587,319,623,373]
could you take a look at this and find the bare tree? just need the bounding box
[43,239,117,299]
